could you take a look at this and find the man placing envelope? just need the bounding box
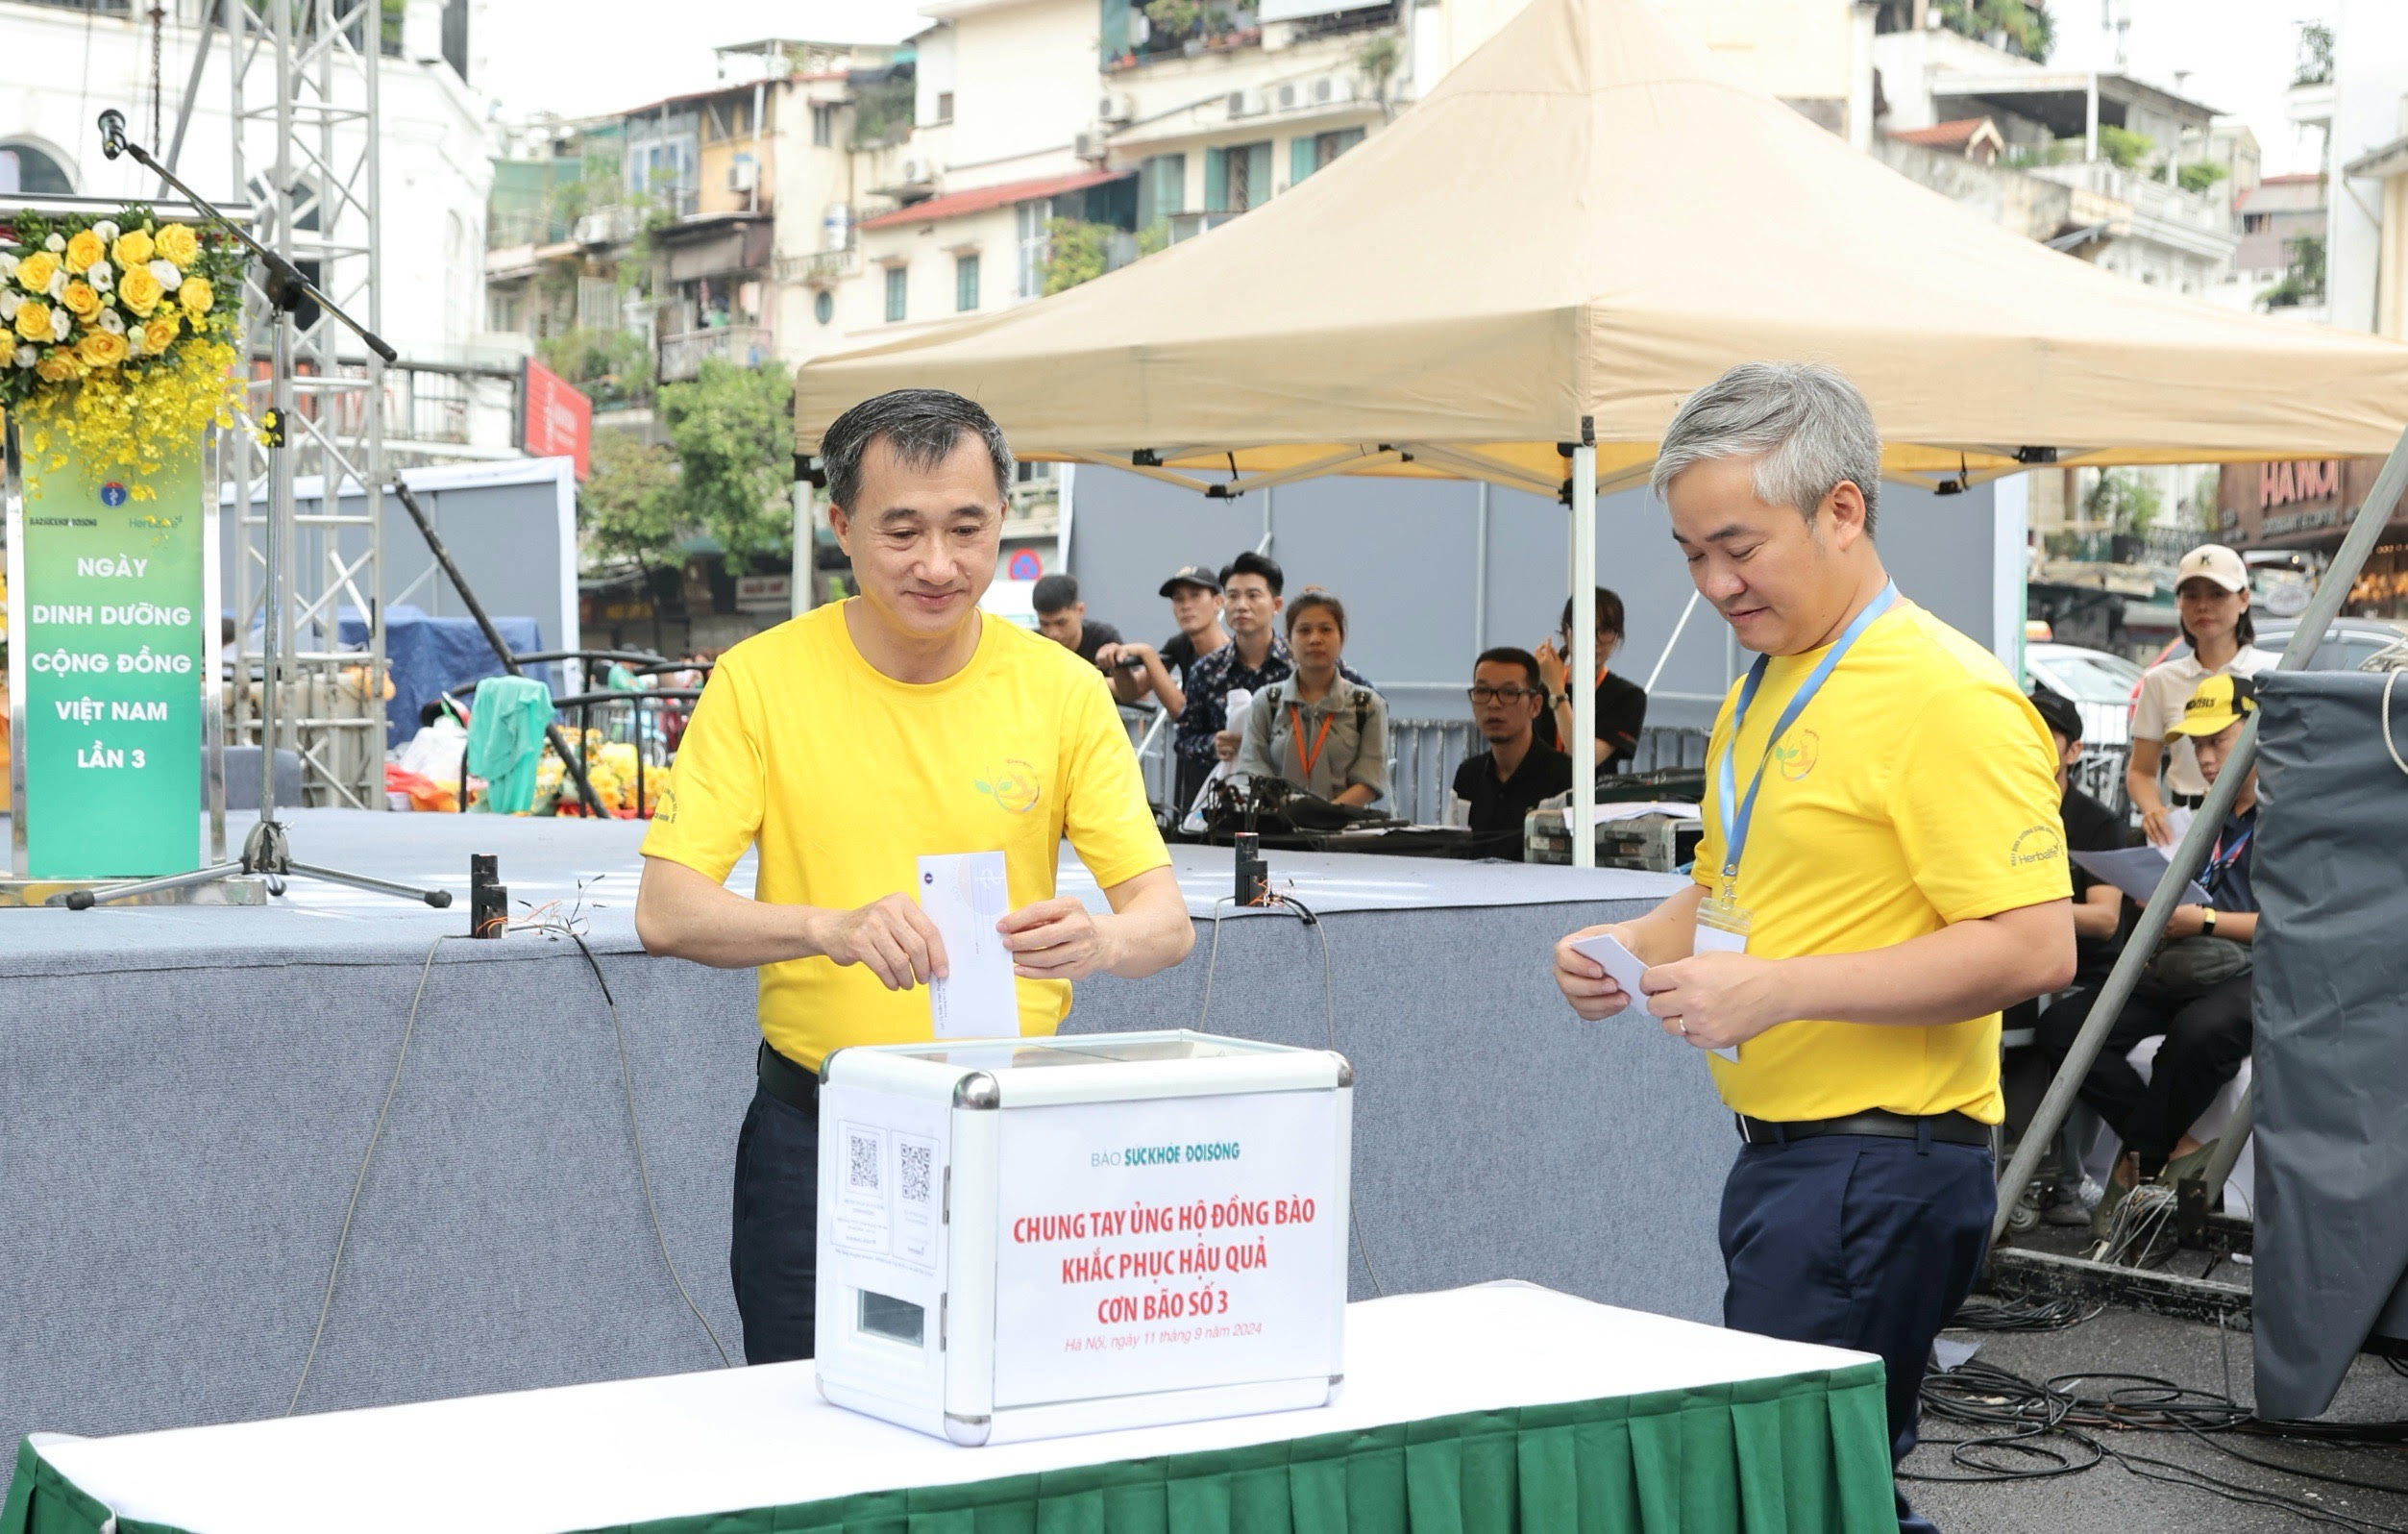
[636,388,1193,1366]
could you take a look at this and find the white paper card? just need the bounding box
[918,851,1019,1040]
[1567,931,1650,1009]
[1689,922,1745,1061]
[2069,846,2210,909]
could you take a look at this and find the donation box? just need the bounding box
[815,1030,1352,1445]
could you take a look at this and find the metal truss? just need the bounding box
[225,0,385,809]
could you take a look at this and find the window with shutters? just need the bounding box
[1017,202,1050,298]
[885,264,908,323]
[956,253,981,311]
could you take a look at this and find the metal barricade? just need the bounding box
[1381,721,1714,825]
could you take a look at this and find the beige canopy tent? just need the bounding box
[794,0,2408,873]
[797,0,2408,494]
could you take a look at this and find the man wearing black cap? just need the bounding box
[1102,563,1230,804]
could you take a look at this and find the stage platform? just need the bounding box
[3,810,1721,1492]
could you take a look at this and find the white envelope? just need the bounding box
[918,851,1020,1040]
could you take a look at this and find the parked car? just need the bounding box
[2025,641,2144,747]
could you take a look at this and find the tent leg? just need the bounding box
[1994,420,2408,1241]
[792,478,816,618]
[1571,445,1597,868]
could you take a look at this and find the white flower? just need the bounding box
[0,251,16,281]
[93,220,119,243]
[148,259,183,292]
[0,289,17,321]
[45,268,66,300]
[50,307,71,341]
[86,260,113,291]
[125,328,146,357]
[43,234,64,253]
[97,308,126,334]
[12,345,34,369]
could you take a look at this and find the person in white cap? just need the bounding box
[2125,544,2273,846]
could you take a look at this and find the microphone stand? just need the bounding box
[63,112,450,910]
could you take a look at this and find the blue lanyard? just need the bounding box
[1714,582,1900,891]
[2203,822,2253,897]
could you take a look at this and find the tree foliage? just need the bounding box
[2084,468,2161,536]
[537,326,653,408]
[2176,161,2229,196]
[2295,21,2334,87]
[2097,125,2154,172]
[1042,218,1116,295]
[656,358,794,572]
[2260,233,2327,309]
[1935,0,2053,64]
[581,432,683,569]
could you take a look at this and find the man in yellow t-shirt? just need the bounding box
[635,388,1192,1365]
[1551,364,2073,1534]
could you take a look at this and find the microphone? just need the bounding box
[97,110,127,161]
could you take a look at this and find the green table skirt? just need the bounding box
[4,1362,1895,1534]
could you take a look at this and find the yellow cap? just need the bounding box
[2167,673,2258,739]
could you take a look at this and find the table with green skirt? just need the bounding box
[1,1284,1897,1534]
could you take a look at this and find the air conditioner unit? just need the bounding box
[1276,81,1302,111]
[1227,87,1265,118]
[899,157,929,185]
[1074,128,1111,162]
[1315,74,1354,105]
[727,159,759,192]
[1098,92,1135,124]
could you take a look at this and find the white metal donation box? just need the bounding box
[814,1031,1352,1445]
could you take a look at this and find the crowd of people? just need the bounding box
[1030,558,1650,857]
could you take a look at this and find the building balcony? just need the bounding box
[2027,160,2233,259]
[657,325,774,383]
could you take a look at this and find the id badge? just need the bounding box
[1691,893,1750,1062]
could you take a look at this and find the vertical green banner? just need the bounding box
[18,445,205,878]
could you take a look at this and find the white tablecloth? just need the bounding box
[31,1284,1871,1534]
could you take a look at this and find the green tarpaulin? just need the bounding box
[2,1363,1894,1534]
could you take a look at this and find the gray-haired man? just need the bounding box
[1550,363,2074,1532]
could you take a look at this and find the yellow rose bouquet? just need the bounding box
[1,206,246,495]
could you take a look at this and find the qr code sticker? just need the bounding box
[848,1130,880,1192]
[899,1141,933,1204]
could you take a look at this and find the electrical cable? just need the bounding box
[1903,1354,2408,1531]
[2383,670,2407,779]
[1948,1295,2102,1332]
[289,932,454,1415]
[289,913,734,1415]
[541,920,732,1369]
[1194,883,1386,1297]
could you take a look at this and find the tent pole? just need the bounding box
[1572,444,1597,868]
[1994,419,2408,1241]
[792,477,816,618]
[1645,589,1701,695]
[1474,481,1490,649]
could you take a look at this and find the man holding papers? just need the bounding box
[1550,364,2073,1534]
[635,389,1192,1365]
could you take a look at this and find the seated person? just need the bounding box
[1235,592,1388,807]
[2042,675,2263,1238]
[1449,647,1572,861]
[1032,573,1122,670]
[1533,585,1647,771]
[2015,688,2134,1223]
[1102,561,1227,720]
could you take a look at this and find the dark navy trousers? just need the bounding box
[730,1084,821,1364]
[1720,1131,1995,1534]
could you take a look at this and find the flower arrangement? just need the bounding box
[1,206,245,496]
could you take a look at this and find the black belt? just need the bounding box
[757,1041,820,1114]
[1735,1109,1992,1148]
[2171,791,2206,809]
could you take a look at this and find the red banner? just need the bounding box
[522,358,593,480]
